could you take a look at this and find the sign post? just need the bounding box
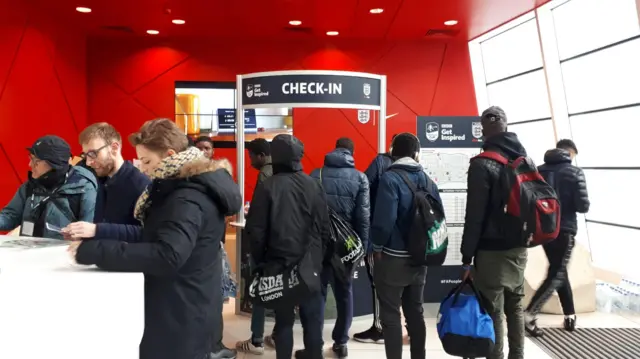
[416,116,483,302]
[235,70,387,316]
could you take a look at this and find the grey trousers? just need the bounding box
[374,254,427,359]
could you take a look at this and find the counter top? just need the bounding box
[0,236,144,359]
[230,221,246,228]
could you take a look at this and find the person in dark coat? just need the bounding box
[63,123,150,241]
[68,119,242,359]
[354,133,397,344]
[460,106,529,359]
[309,137,370,359]
[195,136,215,159]
[245,134,331,359]
[248,138,273,185]
[525,139,590,335]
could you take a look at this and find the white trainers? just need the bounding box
[236,339,264,355]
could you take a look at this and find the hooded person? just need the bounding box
[69,119,242,359]
[0,135,97,239]
[245,134,331,359]
[460,106,529,359]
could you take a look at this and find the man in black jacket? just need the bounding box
[245,134,331,359]
[460,106,528,359]
[63,123,150,241]
[310,137,370,358]
[525,139,590,335]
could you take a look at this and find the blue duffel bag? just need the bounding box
[437,277,495,358]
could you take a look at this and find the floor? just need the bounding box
[221,301,640,359]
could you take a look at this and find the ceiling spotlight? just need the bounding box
[146,30,160,35]
[172,19,186,25]
[75,7,92,13]
[289,20,302,26]
[369,8,384,14]
[326,31,339,36]
[444,20,458,26]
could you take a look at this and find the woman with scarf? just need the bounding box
[68,119,242,359]
[0,135,97,238]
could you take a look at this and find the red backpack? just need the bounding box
[474,152,561,247]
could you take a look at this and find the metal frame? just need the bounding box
[234,70,387,315]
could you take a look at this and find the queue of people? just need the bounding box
[0,105,590,359]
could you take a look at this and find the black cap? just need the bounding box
[27,135,72,170]
[481,106,507,124]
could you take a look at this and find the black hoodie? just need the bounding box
[76,158,242,359]
[246,134,331,274]
[461,132,528,264]
[538,149,590,234]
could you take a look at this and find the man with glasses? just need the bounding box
[0,135,97,239]
[63,123,149,241]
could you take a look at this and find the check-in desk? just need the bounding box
[0,236,144,359]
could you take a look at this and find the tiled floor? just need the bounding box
[221,301,640,359]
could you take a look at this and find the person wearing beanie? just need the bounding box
[370,132,442,359]
[0,135,97,239]
[460,105,529,359]
[245,134,331,359]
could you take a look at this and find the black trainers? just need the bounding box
[294,349,324,359]
[353,326,384,344]
[564,315,576,331]
[210,345,237,359]
[524,313,544,338]
[332,344,348,359]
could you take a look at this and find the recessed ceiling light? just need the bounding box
[326,31,339,36]
[75,7,92,13]
[444,20,458,26]
[172,19,185,25]
[369,8,384,14]
[289,20,302,26]
[146,30,160,35]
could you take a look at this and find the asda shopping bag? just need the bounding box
[437,278,495,358]
[328,207,364,284]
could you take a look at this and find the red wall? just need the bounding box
[0,0,87,207]
[87,38,477,200]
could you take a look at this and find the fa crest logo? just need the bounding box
[471,122,483,139]
[425,122,439,142]
[363,83,371,99]
[246,84,254,98]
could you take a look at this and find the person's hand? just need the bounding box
[373,251,383,261]
[67,240,81,264]
[62,222,96,240]
[461,264,472,281]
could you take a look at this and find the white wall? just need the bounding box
[469,0,640,278]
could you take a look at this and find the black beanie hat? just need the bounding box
[390,132,420,159]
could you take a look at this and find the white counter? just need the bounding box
[0,236,144,359]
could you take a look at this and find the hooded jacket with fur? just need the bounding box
[76,157,242,359]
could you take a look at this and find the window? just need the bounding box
[561,38,640,114]
[552,0,640,60]
[481,19,544,83]
[582,169,639,227]
[486,70,551,123]
[570,106,640,167]
[507,120,556,166]
[587,222,639,276]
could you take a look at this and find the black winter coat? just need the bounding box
[246,135,331,277]
[538,149,590,234]
[461,132,528,264]
[310,149,370,243]
[76,159,242,359]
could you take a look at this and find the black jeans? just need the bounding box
[374,254,427,359]
[320,265,353,345]
[527,232,576,316]
[273,291,325,359]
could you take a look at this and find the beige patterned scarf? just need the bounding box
[134,146,203,224]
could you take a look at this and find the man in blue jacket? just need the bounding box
[309,137,370,359]
[371,133,441,359]
[63,123,149,241]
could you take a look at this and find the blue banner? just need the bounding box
[417,116,483,148]
[217,108,257,132]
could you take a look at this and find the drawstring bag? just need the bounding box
[437,278,495,358]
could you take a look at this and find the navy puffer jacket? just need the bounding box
[310,148,371,244]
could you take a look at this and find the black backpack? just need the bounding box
[391,169,448,266]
